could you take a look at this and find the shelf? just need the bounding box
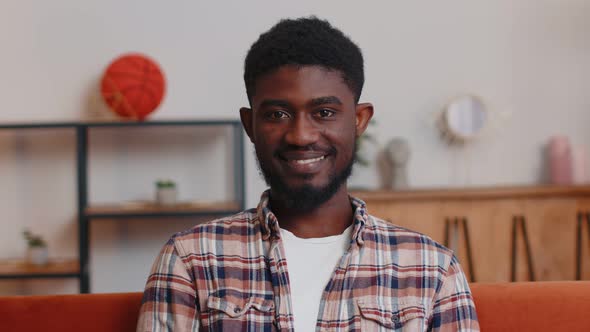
[85,200,241,219]
[0,119,241,130]
[1,118,245,293]
[352,184,590,202]
[83,119,240,128]
[0,259,80,279]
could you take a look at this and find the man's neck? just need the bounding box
[269,186,353,239]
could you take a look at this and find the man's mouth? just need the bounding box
[277,152,330,173]
[291,155,325,165]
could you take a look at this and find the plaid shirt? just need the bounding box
[137,191,479,331]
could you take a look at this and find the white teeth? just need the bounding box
[293,156,325,164]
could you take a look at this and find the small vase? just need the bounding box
[27,246,49,266]
[572,145,590,185]
[156,187,177,205]
[548,136,573,185]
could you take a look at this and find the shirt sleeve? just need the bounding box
[136,237,199,332]
[429,254,480,331]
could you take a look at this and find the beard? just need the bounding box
[255,142,356,211]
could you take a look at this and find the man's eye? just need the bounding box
[317,109,335,118]
[267,111,290,119]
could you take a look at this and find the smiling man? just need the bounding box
[137,17,479,331]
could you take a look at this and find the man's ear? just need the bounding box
[240,107,255,143]
[355,103,374,138]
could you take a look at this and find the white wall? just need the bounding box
[1,0,589,294]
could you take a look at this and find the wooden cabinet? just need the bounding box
[353,185,590,282]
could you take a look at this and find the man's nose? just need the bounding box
[284,115,320,147]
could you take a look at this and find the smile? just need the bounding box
[292,156,325,165]
[279,153,329,174]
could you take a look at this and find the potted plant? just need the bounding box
[155,179,177,205]
[23,229,48,265]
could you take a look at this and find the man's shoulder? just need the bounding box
[169,208,260,243]
[364,214,454,259]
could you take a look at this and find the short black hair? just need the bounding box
[244,17,364,104]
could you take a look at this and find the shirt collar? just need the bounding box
[256,189,368,246]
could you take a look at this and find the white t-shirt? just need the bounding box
[280,226,353,331]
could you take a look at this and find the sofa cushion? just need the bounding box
[0,292,142,332]
[471,281,590,332]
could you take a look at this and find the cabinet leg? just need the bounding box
[510,216,535,282]
[444,218,451,248]
[576,212,583,280]
[511,216,517,282]
[520,216,535,281]
[575,211,590,281]
[462,218,476,282]
[444,217,476,282]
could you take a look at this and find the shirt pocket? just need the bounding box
[204,293,276,330]
[357,299,426,331]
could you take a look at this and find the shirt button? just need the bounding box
[392,315,400,324]
[234,307,241,313]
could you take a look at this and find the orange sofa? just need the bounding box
[1,281,589,331]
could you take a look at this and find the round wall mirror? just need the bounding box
[439,95,487,144]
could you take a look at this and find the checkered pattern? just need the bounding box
[137,190,479,331]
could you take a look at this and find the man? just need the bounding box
[137,17,479,331]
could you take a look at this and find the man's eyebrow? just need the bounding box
[308,96,343,107]
[258,99,291,109]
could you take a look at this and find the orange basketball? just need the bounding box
[101,53,165,120]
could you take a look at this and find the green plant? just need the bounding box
[156,179,176,188]
[23,229,47,248]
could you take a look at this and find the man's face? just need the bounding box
[240,65,373,210]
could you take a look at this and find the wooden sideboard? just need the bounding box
[353,185,590,283]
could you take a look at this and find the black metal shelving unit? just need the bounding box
[0,120,245,293]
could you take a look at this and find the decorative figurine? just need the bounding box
[384,137,411,190]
